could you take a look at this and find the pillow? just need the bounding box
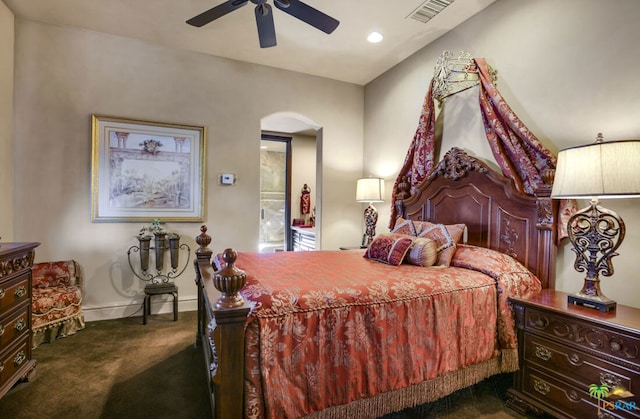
[404,237,438,267]
[392,218,466,266]
[418,223,465,266]
[363,233,414,266]
[450,244,542,297]
[451,244,529,274]
[391,217,420,236]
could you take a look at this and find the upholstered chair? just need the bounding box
[31,260,85,348]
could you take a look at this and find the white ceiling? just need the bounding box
[4,0,495,86]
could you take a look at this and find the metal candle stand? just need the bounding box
[128,233,190,284]
[127,226,190,324]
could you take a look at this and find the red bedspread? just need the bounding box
[236,245,541,418]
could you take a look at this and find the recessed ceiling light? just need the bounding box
[367,31,383,43]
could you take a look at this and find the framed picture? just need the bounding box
[91,115,206,222]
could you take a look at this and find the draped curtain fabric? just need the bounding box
[390,57,575,239]
[389,80,437,226]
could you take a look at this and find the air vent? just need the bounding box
[408,0,455,23]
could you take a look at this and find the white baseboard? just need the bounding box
[83,297,198,322]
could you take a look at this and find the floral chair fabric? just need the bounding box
[31,260,85,348]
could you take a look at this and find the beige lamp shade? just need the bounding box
[551,139,640,199]
[356,178,385,202]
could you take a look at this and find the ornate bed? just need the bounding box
[193,147,558,418]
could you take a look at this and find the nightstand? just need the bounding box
[507,289,640,418]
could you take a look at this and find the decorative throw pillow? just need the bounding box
[405,237,438,267]
[418,223,466,266]
[451,244,531,275]
[391,217,419,236]
[450,244,542,296]
[392,218,466,266]
[363,233,415,266]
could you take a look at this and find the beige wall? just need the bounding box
[364,0,640,308]
[10,0,640,318]
[0,2,13,239]
[11,19,363,320]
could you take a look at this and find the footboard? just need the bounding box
[194,226,249,419]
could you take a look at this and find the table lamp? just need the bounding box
[551,133,640,311]
[356,178,385,247]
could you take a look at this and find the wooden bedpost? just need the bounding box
[534,168,558,290]
[194,225,213,348]
[194,226,250,419]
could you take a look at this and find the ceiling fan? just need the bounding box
[186,0,340,48]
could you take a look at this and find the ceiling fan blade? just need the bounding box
[274,0,339,34]
[255,4,277,48]
[186,0,249,27]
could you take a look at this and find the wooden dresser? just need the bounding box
[507,289,640,418]
[0,242,39,400]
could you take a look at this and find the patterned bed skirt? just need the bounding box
[304,349,518,419]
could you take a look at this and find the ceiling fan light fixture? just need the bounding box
[274,0,291,8]
[367,31,384,43]
[187,0,339,48]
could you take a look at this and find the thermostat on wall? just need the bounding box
[220,173,235,185]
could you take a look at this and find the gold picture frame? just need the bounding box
[91,115,206,222]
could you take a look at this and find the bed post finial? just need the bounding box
[394,176,411,221]
[396,176,411,200]
[195,225,213,261]
[213,249,247,309]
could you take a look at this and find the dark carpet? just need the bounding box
[380,373,541,419]
[1,311,211,419]
[0,311,540,418]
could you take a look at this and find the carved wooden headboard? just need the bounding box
[393,147,557,290]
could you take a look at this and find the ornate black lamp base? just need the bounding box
[565,199,623,313]
[363,203,379,247]
[568,293,616,312]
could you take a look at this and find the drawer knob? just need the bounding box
[535,345,552,361]
[14,286,27,299]
[610,341,622,351]
[14,319,26,332]
[534,379,551,395]
[529,315,549,329]
[600,372,621,389]
[569,353,580,364]
[14,350,25,367]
